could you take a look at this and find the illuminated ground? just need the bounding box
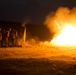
[0,46,76,75]
[0,46,76,61]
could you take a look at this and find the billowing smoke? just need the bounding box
[21,7,76,47]
[44,7,76,37]
[21,34,51,47]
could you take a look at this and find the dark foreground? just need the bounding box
[0,58,76,75]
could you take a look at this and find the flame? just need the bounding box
[51,24,76,46]
[44,7,76,46]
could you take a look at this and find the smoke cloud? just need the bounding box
[44,7,76,37]
[20,7,76,47]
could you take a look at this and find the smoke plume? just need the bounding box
[44,7,76,37]
[21,7,76,47]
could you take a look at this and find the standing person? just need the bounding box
[8,28,12,46]
[8,28,13,47]
[0,28,2,47]
[5,31,8,47]
[1,29,7,47]
[8,28,18,46]
[12,29,18,46]
[5,29,10,47]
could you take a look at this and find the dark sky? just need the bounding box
[0,0,76,24]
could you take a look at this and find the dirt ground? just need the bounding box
[0,58,76,75]
[0,46,76,75]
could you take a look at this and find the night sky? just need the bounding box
[0,0,76,24]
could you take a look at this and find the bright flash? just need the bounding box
[51,24,76,46]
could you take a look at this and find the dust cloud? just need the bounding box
[44,7,76,37]
[21,7,76,47]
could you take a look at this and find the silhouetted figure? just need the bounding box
[1,29,8,47]
[5,30,9,47]
[8,28,18,46]
[0,28,2,47]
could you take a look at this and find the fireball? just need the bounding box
[44,7,76,46]
[51,24,76,46]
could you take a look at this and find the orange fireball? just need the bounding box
[51,24,76,46]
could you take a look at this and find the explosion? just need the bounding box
[51,24,76,46]
[45,7,76,46]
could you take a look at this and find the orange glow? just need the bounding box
[44,7,76,46]
[51,24,76,46]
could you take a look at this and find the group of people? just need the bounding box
[0,28,18,47]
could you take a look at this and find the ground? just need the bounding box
[0,46,76,75]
